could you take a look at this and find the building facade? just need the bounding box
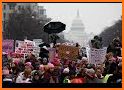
[2,3,16,39]
[36,5,51,24]
[2,3,51,39]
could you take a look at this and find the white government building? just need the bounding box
[66,10,93,47]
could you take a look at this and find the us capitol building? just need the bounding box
[66,10,93,47]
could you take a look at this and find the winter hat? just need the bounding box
[85,68,95,78]
[37,57,41,60]
[81,57,88,62]
[31,70,36,76]
[71,78,83,83]
[63,77,71,83]
[34,71,40,76]
[52,57,60,66]
[42,46,48,50]
[13,58,20,65]
[63,67,70,73]
[111,57,116,62]
[82,57,88,61]
[87,64,95,69]
[48,63,54,68]
[25,62,32,66]
[25,62,33,69]
[2,52,7,55]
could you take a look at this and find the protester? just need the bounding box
[16,68,32,83]
[39,46,49,59]
[32,70,41,83]
[2,37,122,84]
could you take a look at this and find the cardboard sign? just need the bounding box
[58,45,79,60]
[2,39,14,53]
[88,47,107,64]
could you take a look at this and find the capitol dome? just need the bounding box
[67,10,88,47]
[71,11,84,31]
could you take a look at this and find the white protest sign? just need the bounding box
[15,40,35,54]
[33,47,40,56]
[15,40,25,48]
[15,40,25,53]
[88,47,107,64]
[24,40,35,48]
[33,39,43,47]
[33,39,43,55]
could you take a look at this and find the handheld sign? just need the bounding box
[88,47,107,64]
[58,45,79,60]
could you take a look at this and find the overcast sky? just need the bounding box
[38,3,122,35]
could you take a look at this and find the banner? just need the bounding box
[15,40,35,54]
[88,47,107,64]
[2,39,14,53]
[58,45,79,60]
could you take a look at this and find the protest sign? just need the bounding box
[15,40,26,48]
[32,39,43,56]
[15,40,25,54]
[15,40,35,55]
[33,39,43,47]
[88,47,107,64]
[2,39,14,53]
[24,39,35,48]
[58,45,79,60]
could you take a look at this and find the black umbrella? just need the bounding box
[44,21,66,34]
[39,43,50,47]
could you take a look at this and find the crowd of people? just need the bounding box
[2,37,122,84]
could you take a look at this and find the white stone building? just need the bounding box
[67,10,88,47]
